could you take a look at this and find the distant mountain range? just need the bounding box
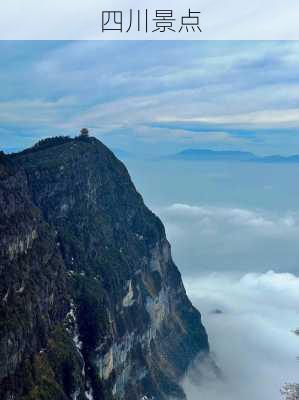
[170,149,299,163]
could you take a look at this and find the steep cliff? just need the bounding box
[0,137,209,400]
[0,152,84,400]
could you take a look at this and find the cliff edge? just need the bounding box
[0,137,209,400]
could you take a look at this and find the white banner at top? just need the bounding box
[0,0,299,40]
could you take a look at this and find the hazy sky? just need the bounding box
[1,41,299,156]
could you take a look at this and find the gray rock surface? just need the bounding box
[0,137,209,400]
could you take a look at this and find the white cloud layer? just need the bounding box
[0,39,299,155]
[158,203,299,274]
[182,271,299,400]
[2,41,299,156]
[159,107,299,129]
[154,201,299,399]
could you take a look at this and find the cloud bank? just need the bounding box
[154,202,299,399]
[182,271,299,400]
[158,203,299,275]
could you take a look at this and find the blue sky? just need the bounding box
[1,41,299,155]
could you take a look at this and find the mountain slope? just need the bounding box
[0,137,209,400]
[0,152,84,400]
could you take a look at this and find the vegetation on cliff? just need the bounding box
[0,136,209,400]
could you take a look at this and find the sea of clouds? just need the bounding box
[183,271,299,400]
[157,203,299,400]
[160,203,299,275]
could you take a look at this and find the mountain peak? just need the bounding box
[1,136,209,400]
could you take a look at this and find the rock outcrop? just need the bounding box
[0,137,209,400]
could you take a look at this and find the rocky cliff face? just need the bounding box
[0,137,209,400]
[0,152,83,400]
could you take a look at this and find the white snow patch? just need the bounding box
[72,389,80,400]
[122,280,135,307]
[16,284,24,294]
[66,301,83,352]
[85,381,94,400]
[2,289,9,303]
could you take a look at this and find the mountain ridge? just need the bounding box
[0,136,209,400]
[170,148,299,163]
